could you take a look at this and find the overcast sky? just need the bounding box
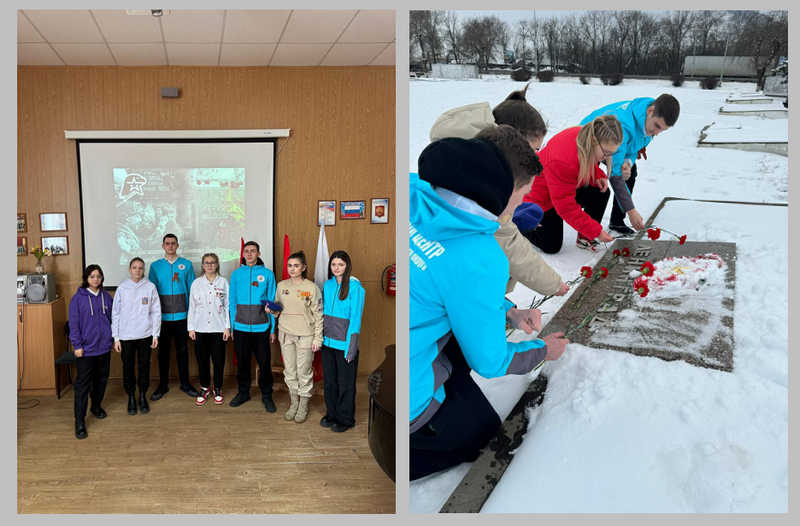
[452,10,666,25]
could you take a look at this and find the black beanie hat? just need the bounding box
[417,137,514,216]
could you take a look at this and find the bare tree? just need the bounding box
[740,11,789,89]
[497,20,513,64]
[692,10,725,55]
[560,13,586,71]
[462,15,504,71]
[443,11,463,64]
[663,10,693,73]
[541,17,561,71]
[515,19,532,68]
[611,11,633,72]
[410,10,445,67]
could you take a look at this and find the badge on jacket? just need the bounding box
[142,297,149,305]
[178,264,186,270]
[257,275,265,283]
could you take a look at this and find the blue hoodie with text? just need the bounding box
[322,276,365,361]
[148,257,195,322]
[409,161,548,433]
[229,263,276,333]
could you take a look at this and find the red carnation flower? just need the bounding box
[621,247,631,257]
[679,235,687,245]
[633,277,650,297]
[599,267,609,279]
[647,228,661,241]
[640,262,655,276]
[581,266,592,279]
[613,249,621,257]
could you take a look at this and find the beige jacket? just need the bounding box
[496,215,562,295]
[430,102,563,296]
[275,279,324,347]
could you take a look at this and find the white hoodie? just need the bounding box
[112,277,162,341]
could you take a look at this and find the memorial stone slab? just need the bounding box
[543,239,736,372]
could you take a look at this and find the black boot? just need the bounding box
[89,405,107,419]
[127,395,138,415]
[150,385,169,401]
[75,420,88,440]
[262,393,276,413]
[139,391,150,414]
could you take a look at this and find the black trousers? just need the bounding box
[195,332,226,390]
[523,184,610,254]
[233,329,273,396]
[410,338,502,481]
[121,337,152,395]
[157,319,190,387]
[610,163,638,226]
[73,351,111,422]
[321,345,359,427]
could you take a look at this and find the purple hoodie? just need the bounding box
[68,287,113,356]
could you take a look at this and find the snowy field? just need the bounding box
[409,77,788,513]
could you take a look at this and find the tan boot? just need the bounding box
[284,392,299,421]
[294,396,309,423]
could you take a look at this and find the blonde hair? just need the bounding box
[575,116,623,187]
[201,253,221,277]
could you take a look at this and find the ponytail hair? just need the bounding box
[328,251,352,301]
[287,251,308,279]
[492,82,548,142]
[575,115,623,187]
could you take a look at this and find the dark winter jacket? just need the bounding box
[68,287,113,357]
[523,126,608,240]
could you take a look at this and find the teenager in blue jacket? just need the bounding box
[409,125,570,480]
[68,264,113,439]
[581,94,680,235]
[319,250,365,433]
[147,233,197,400]
[229,241,277,412]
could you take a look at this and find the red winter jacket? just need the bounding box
[523,126,608,240]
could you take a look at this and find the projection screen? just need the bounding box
[77,140,275,287]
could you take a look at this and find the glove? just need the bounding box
[637,147,647,161]
[512,202,544,233]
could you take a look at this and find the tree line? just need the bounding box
[410,10,788,87]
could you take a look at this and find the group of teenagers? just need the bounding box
[410,84,680,480]
[68,234,365,440]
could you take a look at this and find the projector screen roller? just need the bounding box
[78,141,275,286]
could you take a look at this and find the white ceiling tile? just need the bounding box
[51,43,116,66]
[320,43,387,67]
[339,10,395,43]
[23,10,104,43]
[281,10,357,44]
[18,43,63,66]
[109,43,167,66]
[370,43,396,66]
[222,10,290,43]
[220,44,277,66]
[92,10,164,43]
[161,10,224,43]
[270,44,331,67]
[18,11,45,42]
[166,43,221,66]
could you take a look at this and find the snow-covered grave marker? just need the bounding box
[718,103,788,119]
[698,121,788,157]
[545,238,736,372]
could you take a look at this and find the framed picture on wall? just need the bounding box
[17,237,27,256]
[318,200,336,226]
[340,201,365,220]
[41,236,69,256]
[371,198,389,224]
[40,212,68,232]
[17,213,27,233]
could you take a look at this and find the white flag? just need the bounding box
[314,224,330,285]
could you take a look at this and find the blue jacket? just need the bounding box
[148,257,195,322]
[582,97,654,213]
[322,277,365,361]
[409,172,548,433]
[229,263,276,333]
[68,287,113,357]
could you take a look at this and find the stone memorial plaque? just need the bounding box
[543,239,736,372]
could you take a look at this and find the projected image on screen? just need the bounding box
[114,167,245,266]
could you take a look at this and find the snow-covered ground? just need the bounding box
[409,77,788,513]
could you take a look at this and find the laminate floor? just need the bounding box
[17,375,395,514]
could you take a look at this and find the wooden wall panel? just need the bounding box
[17,66,396,375]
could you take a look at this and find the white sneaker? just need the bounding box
[576,236,602,253]
[213,388,224,405]
[196,387,210,406]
